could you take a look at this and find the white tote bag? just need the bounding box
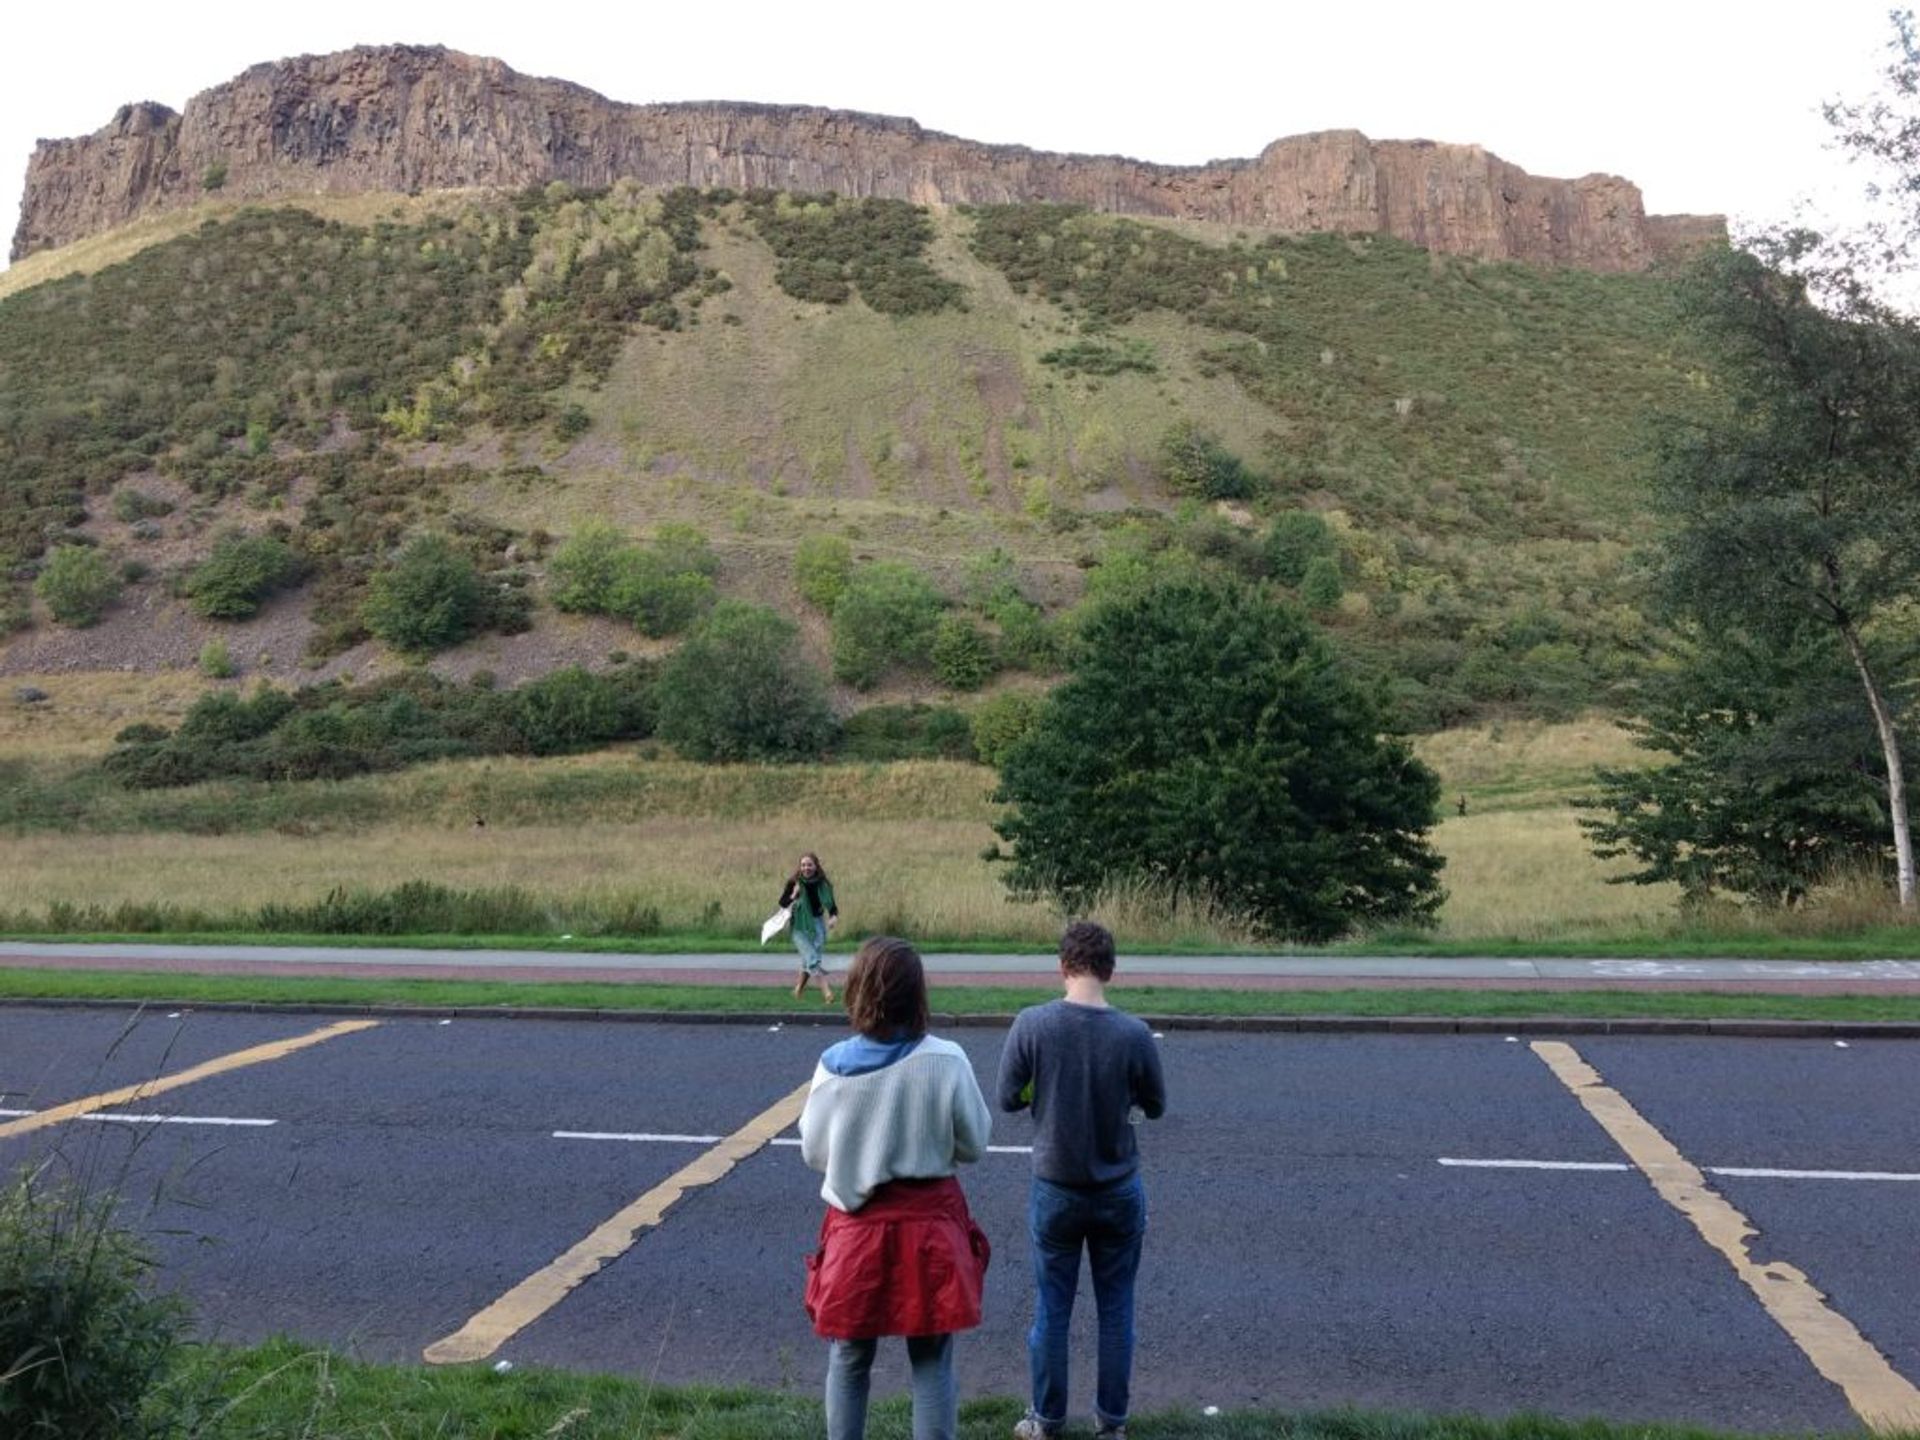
[760,905,793,945]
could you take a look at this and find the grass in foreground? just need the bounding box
[3,968,1918,1023]
[165,1337,1878,1439]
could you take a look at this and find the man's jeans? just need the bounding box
[825,1334,955,1440]
[1026,1174,1147,1432]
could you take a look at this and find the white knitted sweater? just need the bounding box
[798,1035,992,1212]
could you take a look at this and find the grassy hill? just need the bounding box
[0,183,1706,726]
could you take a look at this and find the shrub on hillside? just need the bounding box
[837,703,976,762]
[362,536,486,655]
[608,525,718,637]
[549,522,717,636]
[198,638,235,678]
[101,669,654,788]
[656,601,836,761]
[745,192,964,315]
[1300,555,1345,611]
[110,488,174,524]
[0,1171,190,1440]
[1158,422,1259,501]
[831,562,946,689]
[794,534,855,613]
[185,532,302,619]
[987,595,1058,672]
[34,546,121,627]
[970,691,1045,768]
[512,664,653,756]
[546,522,633,613]
[1265,511,1339,586]
[931,614,995,690]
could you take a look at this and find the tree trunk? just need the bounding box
[1838,622,1916,908]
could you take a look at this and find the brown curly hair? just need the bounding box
[1059,920,1116,981]
[844,936,930,1040]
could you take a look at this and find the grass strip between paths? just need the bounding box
[4,967,1920,1023]
[167,1337,1909,1440]
[6,927,1920,959]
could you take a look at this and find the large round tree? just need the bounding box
[655,600,837,762]
[992,577,1443,940]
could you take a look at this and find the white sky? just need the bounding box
[0,0,1902,268]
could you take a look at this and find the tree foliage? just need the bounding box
[185,532,302,619]
[655,601,837,761]
[33,545,120,626]
[794,534,855,613]
[1581,627,1917,905]
[361,535,487,655]
[103,668,654,787]
[1157,421,1259,501]
[548,521,717,636]
[991,577,1444,940]
[830,562,945,689]
[1616,22,1920,906]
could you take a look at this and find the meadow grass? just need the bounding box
[0,801,1652,945]
[0,671,213,759]
[4,714,1906,950]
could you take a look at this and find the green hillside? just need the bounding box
[0,184,1707,724]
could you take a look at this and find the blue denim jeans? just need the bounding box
[1026,1174,1147,1432]
[825,1334,955,1440]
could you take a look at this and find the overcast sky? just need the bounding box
[0,1,1901,268]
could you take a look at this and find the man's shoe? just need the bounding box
[1095,1426,1128,1440]
[1013,1414,1059,1440]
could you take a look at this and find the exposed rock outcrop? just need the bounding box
[13,45,1724,268]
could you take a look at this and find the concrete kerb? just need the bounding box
[6,995,1920,1038]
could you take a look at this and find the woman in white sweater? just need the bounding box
[799,936,993,1440]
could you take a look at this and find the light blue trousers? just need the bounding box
[825,1334,956,1440]
[794,917,829,974]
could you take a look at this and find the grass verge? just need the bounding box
[168,1336,1889,1439]
[3,968,1919,1023]
[7,926,1920,959]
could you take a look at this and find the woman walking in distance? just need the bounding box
[780,851,839,1002]
[799,936,994,1440]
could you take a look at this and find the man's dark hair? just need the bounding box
[845,935,930,1039]
[1059,920,1116,982]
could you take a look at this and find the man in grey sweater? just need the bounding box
[997,921,1167,1440]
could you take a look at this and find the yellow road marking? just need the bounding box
[1533,1041,1920,1432]
[424,1078,812,1365]
[0,1019,381,1142]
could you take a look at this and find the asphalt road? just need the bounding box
[4,1004,1917,1431]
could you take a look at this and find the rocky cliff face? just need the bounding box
[12,45,1723,268]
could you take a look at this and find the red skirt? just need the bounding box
[803,1175,991,1340]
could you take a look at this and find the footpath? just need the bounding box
[5,940,1920,994]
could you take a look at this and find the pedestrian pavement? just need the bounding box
[4,941,1920,992]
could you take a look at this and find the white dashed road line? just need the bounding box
[1441,1156,1920,1182]
[552,1130,1033,1154]
[0,1108,276,1128]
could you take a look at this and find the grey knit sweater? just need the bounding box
[799,1035,992,1212]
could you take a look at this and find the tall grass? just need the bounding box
[5,718,1912,948]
